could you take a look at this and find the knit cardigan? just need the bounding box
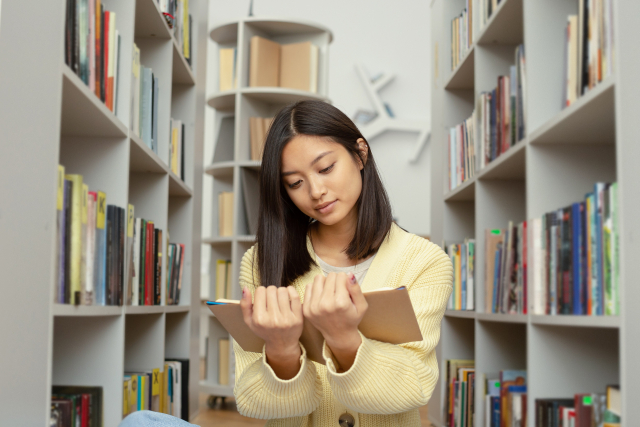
[233,222,453,427]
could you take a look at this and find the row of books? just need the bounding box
[485,370,528,427]
[217,169,260,238]
[123,358,190,421]
[448,112,476,191]
[485,221,528,315]
[446,240,476,311]
[477,44,526,168]
[249,36,319,93]
[562,0,614,108]
[131,43,160,154]
[156,0,193,67]
[129,218,162,306]
[445,359,475,427]
[64,0,121,113]
[166,243,186,305]
[249,116,274,161]
[51,386,102,427]
[56,166,128,306]
[535,386,620,427]
[451,1,473,71]
[478,0,503,29]
[530,182,619,316]
[215,260,233,301]
[170,118,186,180]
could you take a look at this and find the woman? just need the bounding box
[120,99,452,427]
[233,99,452,427]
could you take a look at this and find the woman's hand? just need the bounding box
[303,272,368,371]
[240,285,304,379]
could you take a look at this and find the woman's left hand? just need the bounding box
[303,272,368,370]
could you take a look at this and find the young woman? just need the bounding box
[233,99,453,427]
[119,99,452,427]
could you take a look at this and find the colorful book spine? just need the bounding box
[95,191,107,305]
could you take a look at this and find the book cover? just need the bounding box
[603,184,614,315]
[485,229,504,312]
[64,174,84,305]
[500,370,527,427]
[249,36,280,87]
[95,191,107,305]
[280,41,318,93]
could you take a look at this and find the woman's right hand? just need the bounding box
[240,285,304,378]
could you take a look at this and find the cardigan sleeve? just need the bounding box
[232,246,323,419]
[321,239,453,415]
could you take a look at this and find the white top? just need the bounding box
[315,253,377,285]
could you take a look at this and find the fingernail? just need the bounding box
[348,273,356,284]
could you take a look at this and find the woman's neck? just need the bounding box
[310,208,370,267]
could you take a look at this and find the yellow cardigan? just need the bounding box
[233,222,453,427]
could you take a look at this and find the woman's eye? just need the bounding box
[320,164,334,173]
[288,180,302,189]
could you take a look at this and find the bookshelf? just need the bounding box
[0,0,208,424]
[201,17,333,399]
[429,0,637,425]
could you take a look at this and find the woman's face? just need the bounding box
[280,135,366,227]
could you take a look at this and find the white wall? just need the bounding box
[201,0,432,298]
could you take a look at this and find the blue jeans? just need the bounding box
[119,411,200,426]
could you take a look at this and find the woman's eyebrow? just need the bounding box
[281,151,334,177]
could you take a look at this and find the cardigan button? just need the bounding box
[338,412,355,427]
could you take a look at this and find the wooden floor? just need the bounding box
[193,359,432,427]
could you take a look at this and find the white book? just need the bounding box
[132,217,141,306]
[85,192,96,305]
[108,13,116,106]
[531,217,544,315]
[466,240,475,311]
[132,44,141,136]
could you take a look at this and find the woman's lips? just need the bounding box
[316,200,337,214]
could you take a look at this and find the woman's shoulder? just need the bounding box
[390,223,449,263]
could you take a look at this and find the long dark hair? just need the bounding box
[256,100,393,288]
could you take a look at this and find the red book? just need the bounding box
[574,394,593,427]
[145,222,153,305]
[103,11,110,109]
[81,394,89,427]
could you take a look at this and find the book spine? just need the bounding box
[145,222,153,305]
[572,202,583,314]
[108,12,116,111]
[65,174,84,305]
[56,166,66,304]
[94,192,106,305]
[132,217,141,306]
[85,191,97,305]
[126,205,135,306]
[106,205,113,305]
[119,206,125,305]
[154,229,160,305]
[102,11,109,105]
[176,244,185,304]
[140,219,146,305]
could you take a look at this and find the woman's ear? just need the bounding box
[356,138,368,170]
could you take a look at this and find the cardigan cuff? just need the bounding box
[261,341,312,394]
[322,330,376,389]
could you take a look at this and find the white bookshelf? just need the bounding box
[201,17,333,398]
[0,0,208,424]
[429,0,635,425]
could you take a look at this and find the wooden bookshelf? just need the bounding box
[0,0,208,424]
[201,17,333,398]
[429,0,633,425]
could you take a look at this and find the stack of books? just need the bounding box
[477,44,526,168]
[562,0,614,107]
[451,1,473,70]
[129,217,164,306]
[448,112,476,191]
[50,386,103,427]
[130,43,160,154]
[64,0,122,113]
[535,385,620,426]
[166,242,186,305]
[445,359,475,427]
[56,165,127,306]
[250,36,319,93]
[483,370,527,427]
[484,222,528,315]
[478,0,503,29]
[123,358,190,420]
[169,118,185,180]
[249,116,274,161]
[530,182,619,316]
[446,240,475,311]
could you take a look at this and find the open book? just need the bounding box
[206,286,423,365]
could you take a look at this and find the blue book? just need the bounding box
[141,67,153,149]
[491,395,500,427]
[572,202,583,314]
[492,244,502,313]
[95,191,107,306]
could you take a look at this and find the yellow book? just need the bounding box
[129,375,138,414]
[123,377,130,416]
[218,191,234,236]
[56,165,65,302]
[219,48,236,91]
[171,125,179,174]
[152,368,160,411]
[65,174,84,305]
[219,338,230,385]
[216,260,228,301]
[80,184,88,305]
[183,0,190,59]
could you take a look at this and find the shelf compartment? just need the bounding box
[124,312,165,372]
[477,140,527,180]
[53,304,122,317]
[169,171,193,196]
[53,316,124,427]
[168,195,193,304]
[531,315,620,329]
[172,38,195,85]
[130,134,168,174]
[476,0,524,45]
[444,179,475,201]
[60,66,128,138]
[208,91,236,111]
[445,46,475,90]
[529,77,616,145]
[165,311,190,359]
[134,0,172,39]
[444,310,476,319]
[476,313,528,324]
[211,115,235,165]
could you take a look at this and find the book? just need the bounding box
[249,36,281,87]
[218,191,234,237]
[84,191,97,305]
[207,287,423,365]
[241,167,260,235]
[218,338,230,385]
[218,47,237,91]
[280,41,319,93]
[64,174,84,305]
[56,165,66,304]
